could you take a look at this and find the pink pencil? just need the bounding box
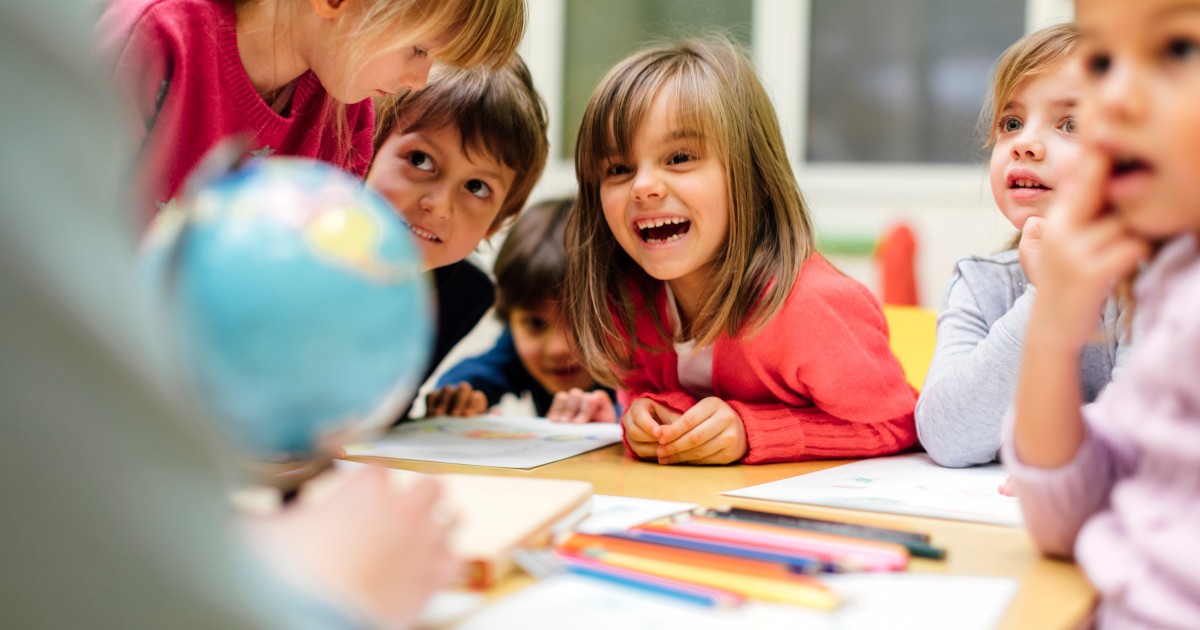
[640,521,908,571]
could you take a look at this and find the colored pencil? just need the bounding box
[639,519,909,571]
[612,529,834,573]
[704,507,946,560]
[560,533,823,582]
[557,553,745,608]
[588,549,841,610]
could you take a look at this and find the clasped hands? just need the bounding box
[622,396,748,465]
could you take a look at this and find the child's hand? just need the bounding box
[1018,216,1046,287]
[653,397,748,465]
[245,467,461,628]
[622,397,680,460]
[998,475,1016,496]
[425,382,488,417]
[548,388,618,424]
[1032,152,1150,350]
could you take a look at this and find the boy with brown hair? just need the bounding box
[365,54,549,418]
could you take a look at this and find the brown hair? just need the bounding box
[566,37,814,387]
[371,54,549,231]
[493,198,573,321]
[981,23,1080,250]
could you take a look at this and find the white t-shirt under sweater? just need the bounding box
[665,285,714,399]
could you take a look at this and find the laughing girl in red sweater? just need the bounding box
[565,37,917,465]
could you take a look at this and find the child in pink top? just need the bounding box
[1005,1,1200,627]
[99,0,526,224]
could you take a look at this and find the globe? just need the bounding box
[143,157,433,460]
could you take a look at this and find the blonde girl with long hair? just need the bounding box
[100,0,526,223]
[566,37,917,465]
[916,24,1134,469]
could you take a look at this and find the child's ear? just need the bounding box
[309,0,348,20]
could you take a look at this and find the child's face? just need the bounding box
[988,61,1085,231]
[367,124,515,270]
[598,88,729,302]
[1076,0,1200,238]
[508,302,594,395]
[316,33,447,104]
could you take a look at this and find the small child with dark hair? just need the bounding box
[427,198,618,423]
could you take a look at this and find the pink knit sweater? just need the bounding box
[99,0,374,224]
[618,255,918,464]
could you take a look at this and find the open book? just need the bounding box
[330,461,593,587]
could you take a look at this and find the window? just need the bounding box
[560,0,753,159]
[806,0,1025,164]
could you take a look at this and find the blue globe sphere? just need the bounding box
[143,157,432,459]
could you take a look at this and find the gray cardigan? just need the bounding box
[915,249,1132,468]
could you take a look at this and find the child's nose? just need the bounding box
[545,328,573,358]
[399,60,432,92]
[630,169,665,202]
[1010,133,1045,161]
[419,188,450,219]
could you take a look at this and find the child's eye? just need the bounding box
[522,316,548,333]
[999,117,1022,133]
[407,151,434,172]
[1059,117,1079,134]
[465,179,492,199]
[668,151,696,165]
[1087,52,1112,77]
[1165,37,1200,62]
[604,163,632,177]
[413,46,429,59]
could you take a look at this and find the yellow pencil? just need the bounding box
[596,550,841,611]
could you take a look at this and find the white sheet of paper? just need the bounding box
[723,454,1022,527]
[417,590,483,629]
[455,573,1017,630]
[345,415,622,469]
[575,495,699,534]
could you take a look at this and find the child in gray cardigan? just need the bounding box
[915,24,1132,468]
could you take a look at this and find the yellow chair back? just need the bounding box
[883,305,937,391]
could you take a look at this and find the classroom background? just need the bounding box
[424,0,1076,410]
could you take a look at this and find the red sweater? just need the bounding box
[618,255,918,464]
[99,0,374,225]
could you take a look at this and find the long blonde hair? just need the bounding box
[566,37,814,387]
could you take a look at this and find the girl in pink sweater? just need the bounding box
[1006,0,1200,626]
[99,0,526,224]
[564,38,917,466]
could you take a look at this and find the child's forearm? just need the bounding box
[1012,315,1086,468]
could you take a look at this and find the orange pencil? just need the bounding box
[559,533,827,584]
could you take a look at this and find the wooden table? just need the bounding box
[352,444,1094,629]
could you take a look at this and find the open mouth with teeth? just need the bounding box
[1010,179,1049,191]
[402,220,442,243]
[635,217,691,244]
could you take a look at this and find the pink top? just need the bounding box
[1003,234,1200,629]
[617,255,918,464]
[99,0,374,225]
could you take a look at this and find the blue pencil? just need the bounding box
[613,530,837,573]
